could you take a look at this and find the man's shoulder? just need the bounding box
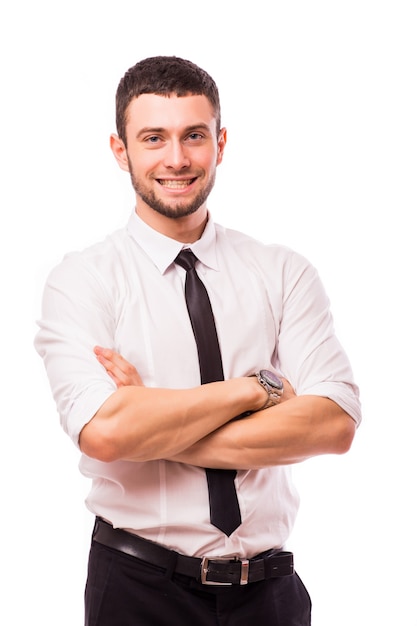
[65,227,128,262]
[47,227,130,282]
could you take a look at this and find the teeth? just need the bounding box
[159,179,192,189]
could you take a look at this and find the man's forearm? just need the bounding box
[79,377,267,463]
[169,395,356,469]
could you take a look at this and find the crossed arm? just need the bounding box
[79,347,356,470]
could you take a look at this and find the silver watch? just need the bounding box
[254,369,284,409]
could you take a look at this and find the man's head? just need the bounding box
[116,56,221,147]
[111,56,226,240]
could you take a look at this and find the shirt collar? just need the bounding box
[127,210,219,274]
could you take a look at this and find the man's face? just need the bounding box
[117,94,226,222]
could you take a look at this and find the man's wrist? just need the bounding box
[252,370,284,410]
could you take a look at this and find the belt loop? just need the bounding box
[164,549,178,580]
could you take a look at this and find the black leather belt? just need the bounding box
[93,518,294,586]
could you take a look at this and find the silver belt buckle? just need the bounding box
[200,556,250,586]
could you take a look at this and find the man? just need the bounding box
[35,56,361,625]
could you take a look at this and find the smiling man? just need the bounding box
[35,56,361,625]
[110,92,224,238]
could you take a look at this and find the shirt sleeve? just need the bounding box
[34,252,118,447]
[277,250,361,425]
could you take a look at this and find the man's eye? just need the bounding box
[146,136,160,144]
[188,133,204,141]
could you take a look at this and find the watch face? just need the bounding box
[260,369,283,390]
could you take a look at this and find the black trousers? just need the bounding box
[85,540,311,626]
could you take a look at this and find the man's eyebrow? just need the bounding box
[183,123,212,133]
[136,123,212,140]
[136,127,165,139]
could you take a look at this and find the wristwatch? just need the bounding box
[253,369,284,410]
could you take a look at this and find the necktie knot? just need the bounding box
[175,249,197,272]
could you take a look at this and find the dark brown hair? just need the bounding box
[115,56,221,145]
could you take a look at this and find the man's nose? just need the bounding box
[163,140,191,169]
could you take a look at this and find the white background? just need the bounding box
[1,1,416,624]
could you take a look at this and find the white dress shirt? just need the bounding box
[35,211,361,559]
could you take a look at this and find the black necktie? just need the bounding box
[175,248,241,536]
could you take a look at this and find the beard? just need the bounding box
[128,160,216,220]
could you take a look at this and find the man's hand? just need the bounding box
[94,346,144,387]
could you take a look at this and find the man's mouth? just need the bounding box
[157,178,196,189]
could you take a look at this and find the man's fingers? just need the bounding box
[94,346,143,386]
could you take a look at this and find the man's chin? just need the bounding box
[138,193,205,220]
[150,203,201,220]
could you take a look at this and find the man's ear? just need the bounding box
[110,134,130,172]
[216,127,227,166]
